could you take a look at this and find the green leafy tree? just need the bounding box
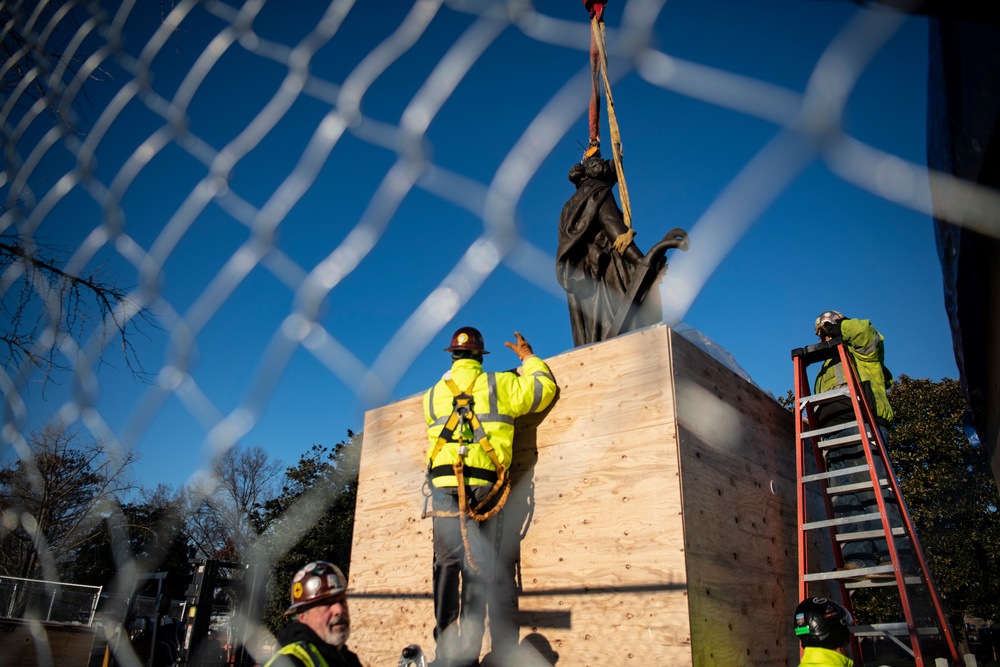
[69,485,195,600]
[848,375,1000,658]
[887,376,1000,623]
[777,389,795,411]
[258,432,361,632]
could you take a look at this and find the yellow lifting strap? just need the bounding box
[589,12,635,254]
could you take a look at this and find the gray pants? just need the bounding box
[825,424,913,569]
[431,486,518,667]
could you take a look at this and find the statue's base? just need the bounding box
[349,325,831,666]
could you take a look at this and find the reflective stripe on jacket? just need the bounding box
[813,318,893,424]
[424,355,556,487]
[263,642,329,667]
[797,646,854,666]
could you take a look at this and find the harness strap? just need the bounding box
[427,375,504,475]
[426,376,480,467]
[447,398,507,512]
[430,465,497,483]
[423,372,512,574]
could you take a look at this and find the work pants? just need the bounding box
[825,424,914,570]
[431,485,518,667]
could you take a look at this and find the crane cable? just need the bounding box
[584,0,635,254]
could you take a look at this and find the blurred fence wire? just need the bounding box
[0,575,101,624]
[1,0,998,665]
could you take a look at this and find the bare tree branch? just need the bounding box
[183,445,283,564]
[0,235,158,386]
[1,2,156,388]
[0,423,139,580]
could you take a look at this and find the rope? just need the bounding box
[586,20,602,157]
[426,460,510,577]
[585,2,636,254]
[455,466,482,575]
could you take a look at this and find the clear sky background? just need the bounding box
[5,0,959,490]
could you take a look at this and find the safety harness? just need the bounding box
[423,373,511,574]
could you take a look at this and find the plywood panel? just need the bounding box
[511,333,688,667]
[521,430,686,588]
[0,619,96,667]
[349,394,433,656]
[518,592,692,663]
[349,325,803,667]
[669,331,823,666]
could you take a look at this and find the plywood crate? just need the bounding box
[348,325,833,666]
[0,618,97,667]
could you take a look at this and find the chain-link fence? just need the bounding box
[2,0,999,665]
[0,575,101,625]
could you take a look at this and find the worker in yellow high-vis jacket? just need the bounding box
[812,310,912,579]
[423,326,556,667]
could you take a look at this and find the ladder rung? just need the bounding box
[794,351,953,661]
[816,432,867,450]
[800,420,861,440]
[801,464,869,484]
[798,386,851,408]
[826,478,887,495]
[844,575,922,590]
[834,527,906,542]
[803,563,894,582]
[803,512,882,531]
[851,623,941,638]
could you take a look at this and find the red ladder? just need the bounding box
[792,338,960,666]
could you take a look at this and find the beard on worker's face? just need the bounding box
[323,614,350,648]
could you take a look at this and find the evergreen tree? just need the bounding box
[887,376,1000,623]
[69,485,194,601]
[848,375,999,657]
[257,432,361,632]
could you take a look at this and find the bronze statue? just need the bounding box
[556,157,688,346]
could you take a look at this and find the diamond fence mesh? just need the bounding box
[1,0,998,665]
[0,575,101,624]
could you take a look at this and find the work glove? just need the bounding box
[820,320,843,340]
[505,331,534,361]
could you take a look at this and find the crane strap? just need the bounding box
[585,0,635,254]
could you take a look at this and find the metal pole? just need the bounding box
[6,582,16,618]
[88,586,102,626]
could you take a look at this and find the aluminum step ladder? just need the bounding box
[792,338,960,666]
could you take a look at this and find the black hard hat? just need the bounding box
[814,310,845,337]
[444,326,489,354]
[794,597,853,649]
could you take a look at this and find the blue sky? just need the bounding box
[4,0,958,490]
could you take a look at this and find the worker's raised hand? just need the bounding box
[820,320,842,340]
[504,331,534,361]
